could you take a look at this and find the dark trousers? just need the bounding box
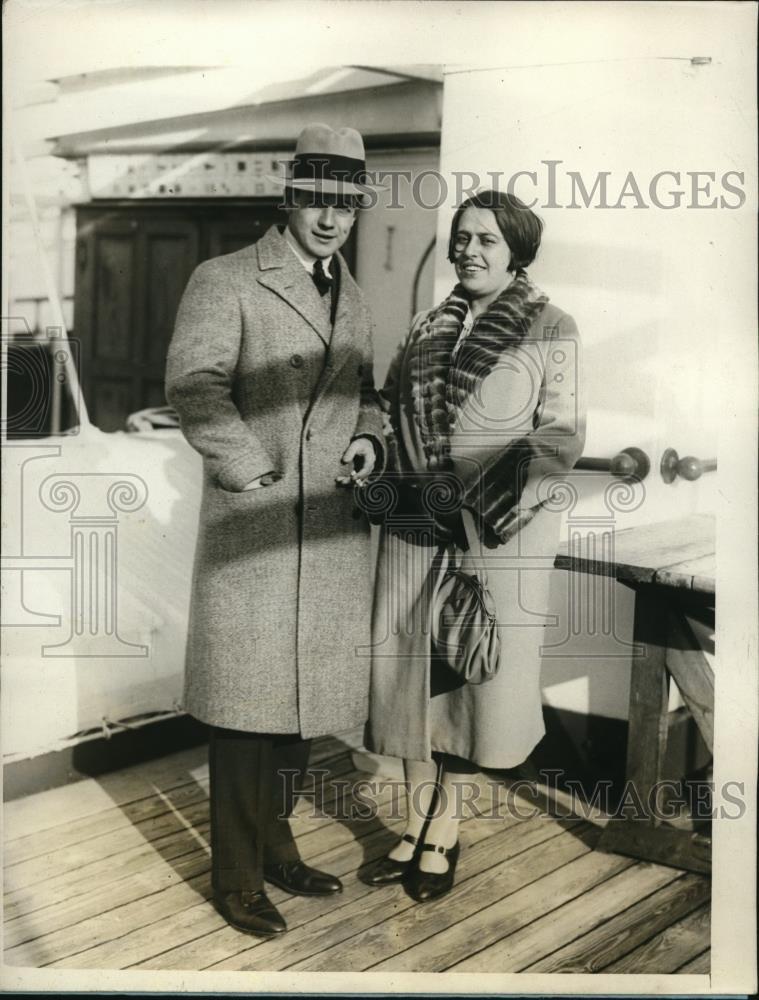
[209,726,311,893]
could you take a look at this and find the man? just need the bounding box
[165,124,384,937]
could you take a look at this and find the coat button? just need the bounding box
[290,353,304,368]
[305,428,315,442]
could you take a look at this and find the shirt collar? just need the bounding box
[284,226,332,277]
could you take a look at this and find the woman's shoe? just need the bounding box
[406,841,460,902]
[361,833,421,886]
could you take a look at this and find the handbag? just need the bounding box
[431,509,501,684]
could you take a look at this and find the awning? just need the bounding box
[48,65,442,158]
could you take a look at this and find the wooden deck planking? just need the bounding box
[4,822,210,938]
[6,760,456,968]
[122,791,521,972]
[293,822,597,972]
[3,729,360,845]
[449,861,683,972]
[4,752,356,872]
[207,816,583,974]
[3,737,711,975]
[62,815,409,971]
[5,795,210,892]
[127,813,414,972]
[5,758,371,914]
[5,765,368,928]
[5,783,403,967]
[676,949,711,974]
[603,904,712,973]
[523,871,711,973]
[365,839,634,973]
[3,744,209,842]
[116,809,506,972]
[38,800,560,967]
[5,775,209,870]
[4,863,211,967]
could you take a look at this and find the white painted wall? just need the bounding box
[359,148,439,379]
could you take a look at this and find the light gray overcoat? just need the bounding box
[368,303,586,768]
[166,225,383,737]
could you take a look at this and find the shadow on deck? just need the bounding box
[3,734,711,976]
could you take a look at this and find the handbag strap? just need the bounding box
[456,507,489,584]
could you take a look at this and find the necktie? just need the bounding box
[312,259,333,298]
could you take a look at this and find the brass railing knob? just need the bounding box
[661,448,718,483]
[575,446,650,481]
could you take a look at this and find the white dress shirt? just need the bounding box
[451,306,475,365]
[284,226,333,279]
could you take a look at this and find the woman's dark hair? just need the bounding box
[447,190,543,272]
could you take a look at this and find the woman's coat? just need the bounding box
[368,302,586,768]
[166,226,383,738]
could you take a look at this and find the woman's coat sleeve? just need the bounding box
[448,312,586,543]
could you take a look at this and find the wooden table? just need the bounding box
[555,513,715,874]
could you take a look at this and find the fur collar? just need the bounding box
[408,270,549,470]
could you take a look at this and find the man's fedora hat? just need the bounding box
[273,123,385,196]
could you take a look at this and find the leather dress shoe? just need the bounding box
[406,841,460,903]
[263,860,342,897]
[361,833,421,886]
[213,889,286,937]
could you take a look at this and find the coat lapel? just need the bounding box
[303,254,365,417]
[256,227,331,347]
[330,255,363,358]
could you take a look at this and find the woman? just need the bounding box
[363,190,585,902]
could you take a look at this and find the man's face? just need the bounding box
[286,189,357,259]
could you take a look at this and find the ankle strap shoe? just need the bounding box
[406,841,461,903]
[361,833,421,886]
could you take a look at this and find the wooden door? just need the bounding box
[73,202,279,430]
[140,217,200,411]
[75,206,199,430]
[204,211,281,259]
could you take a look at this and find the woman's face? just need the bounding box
[452,207,513,302]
